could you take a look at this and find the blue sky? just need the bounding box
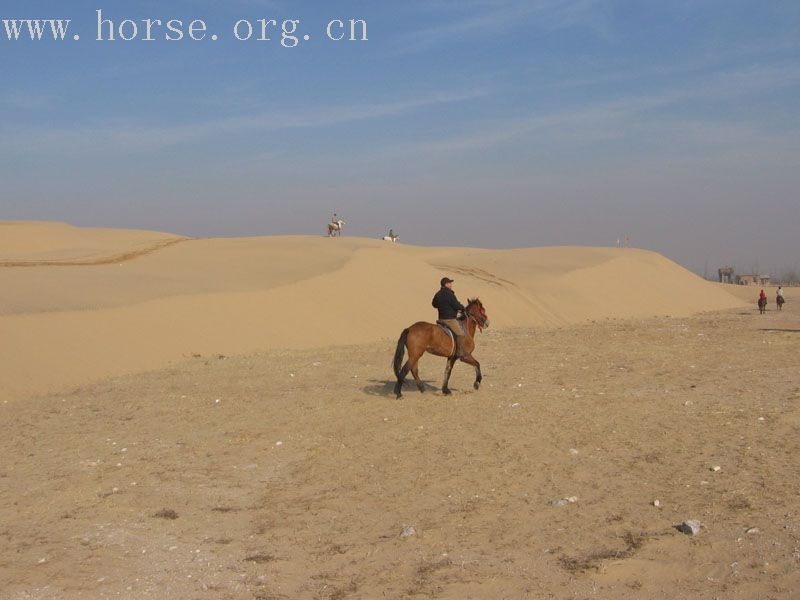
[1,0,799,275]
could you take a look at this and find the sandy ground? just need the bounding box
[1,222,796,598]
[2,301,799,599]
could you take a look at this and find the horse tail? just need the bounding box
[393,328,410,379]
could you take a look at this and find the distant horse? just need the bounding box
[327,219,345,237]
[393,299,489,398]
[777,295,785,311]
[758,297,767,314]
[382,235,399,243]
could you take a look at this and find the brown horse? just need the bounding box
[777,295,785,311]
[393,299,490,398]
[758,297,767,314]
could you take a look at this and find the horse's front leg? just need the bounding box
[441,357,457,395]
[461,355,482,390]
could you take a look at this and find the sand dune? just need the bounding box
[0,222,745,401]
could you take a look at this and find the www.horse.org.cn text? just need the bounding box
[2,11,368,47]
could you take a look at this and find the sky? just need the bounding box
[1,0,799,276]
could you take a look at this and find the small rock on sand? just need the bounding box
[677,520,702,536]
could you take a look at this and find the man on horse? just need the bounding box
[327,213,345,237]
[432,277,466,358]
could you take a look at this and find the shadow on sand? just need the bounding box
[361,379,445,398]
[760,328,800,333]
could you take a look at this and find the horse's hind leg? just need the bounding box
[395,350,424,398]
[394,362,410,398]
[410,358,425,393]
[460,355,482,390]
[442,357,457,395]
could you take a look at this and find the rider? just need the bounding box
[777,286,785,300]
[432,277,466,358]
[388,228,396,240]
[759,289,767,303]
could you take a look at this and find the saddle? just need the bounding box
[436,320,462,358]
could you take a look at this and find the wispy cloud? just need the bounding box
[391,0,609,55]
[0,89,487,155]
[0,90,53,110]
[382,62,800,157]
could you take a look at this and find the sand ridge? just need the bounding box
[0,221,186,265]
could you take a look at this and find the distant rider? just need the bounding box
[432,277,466,357]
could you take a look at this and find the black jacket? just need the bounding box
[432,287,465,320]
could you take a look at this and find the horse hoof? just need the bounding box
[442,388,452,396]
[474,382,480,390]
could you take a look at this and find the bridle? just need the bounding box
[465,302,488,333]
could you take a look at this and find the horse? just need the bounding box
[777,295,785,311]
[393,299,489,399]
[327,219,345,237]
[382,235,398,243]
[758,297,767,314]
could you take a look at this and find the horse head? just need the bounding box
[466,298,490,330]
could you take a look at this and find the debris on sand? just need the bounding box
[400,525,416,538]
[653,499,661,508]
[677,520,701,536]
[153,509,179,520]
[245,553,276,563]
[551,496,578,507]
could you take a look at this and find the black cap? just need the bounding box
[440,277,454,286]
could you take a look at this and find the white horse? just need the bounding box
[327,219,345,237]
[382,235,399,243]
